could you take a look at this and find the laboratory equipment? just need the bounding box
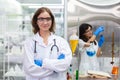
[69,31,79,56]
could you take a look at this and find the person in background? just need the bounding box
[23,7,72,80]
[78,23,105,76]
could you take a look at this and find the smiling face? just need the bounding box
[84,26,93,39]
[37,11,52,32]
[32,7,55,34]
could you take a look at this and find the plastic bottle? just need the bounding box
[76,70,79,80]
[111,61,119,75]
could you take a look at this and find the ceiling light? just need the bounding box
[28,5,64,9]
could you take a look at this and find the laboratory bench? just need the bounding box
[78,75,118,80]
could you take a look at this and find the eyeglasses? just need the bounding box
[37,17,52,22]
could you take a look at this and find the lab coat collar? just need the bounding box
[33,32,55,46]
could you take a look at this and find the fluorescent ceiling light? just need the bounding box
[21,0,64,5]
[28,5,64,9]
[21,3,64,6]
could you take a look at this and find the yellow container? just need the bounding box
[70,40,78,54]
[69,31,79,56]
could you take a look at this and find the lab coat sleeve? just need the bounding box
[23,38,54,78]
[42,38,72,72]
[79,39,86,53]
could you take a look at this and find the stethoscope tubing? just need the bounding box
[50,39,59,53]
[34,39,59,54]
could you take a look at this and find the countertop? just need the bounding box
[73,75,119,80]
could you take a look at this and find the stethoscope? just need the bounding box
[34,39,59,54]
[50,39,59,54]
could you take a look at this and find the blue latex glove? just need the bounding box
[34,59,42,66]
[86,51,95,57]
[94,26,104,36]
[57,53,65,59]
[98,35,105,47]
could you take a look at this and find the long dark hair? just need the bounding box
[79,23,96,44]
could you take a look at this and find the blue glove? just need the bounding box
[57,53,65,59]
[98,35,105,47]
[34,59,42,66]
[94,26,104,36]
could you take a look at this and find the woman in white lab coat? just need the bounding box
[78,23,105,76]
[23,7,72,80]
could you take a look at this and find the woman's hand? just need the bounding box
[57,53,65,59]
[98,35,105,47]
[34,59,43,66]
[94,26,104,36]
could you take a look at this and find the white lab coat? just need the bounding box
[23,32,72,80]
[79,39,100,75]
